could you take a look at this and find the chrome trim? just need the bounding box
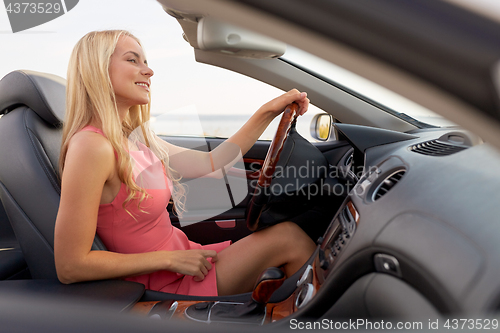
[296,265,313,287]
[166,301,178,320]
[295,283,314,309]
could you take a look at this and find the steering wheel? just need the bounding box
[246,102,299,231]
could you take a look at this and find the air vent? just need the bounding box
[372,170,406,201]
[409,140,467,156]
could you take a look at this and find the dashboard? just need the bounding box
[129,124,500,324]
[286,123,500,322]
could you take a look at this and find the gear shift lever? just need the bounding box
[251,267,286,304]
[185,267,286,324]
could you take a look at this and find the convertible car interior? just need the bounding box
[1,0,500,331]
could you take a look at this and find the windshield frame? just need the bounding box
[279,58,438,129]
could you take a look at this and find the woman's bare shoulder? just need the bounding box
[65,130,115,166]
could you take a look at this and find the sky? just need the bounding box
[0,0,178,78]
[0,0,329,139]
[0,0,290,117]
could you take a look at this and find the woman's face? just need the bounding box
[109,35,154,112]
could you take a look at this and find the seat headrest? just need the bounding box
[0,70,66,126]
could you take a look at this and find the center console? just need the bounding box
[316,201,359,283]
[132,199,360,324]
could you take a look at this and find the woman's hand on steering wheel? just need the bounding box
[259,89,309,118]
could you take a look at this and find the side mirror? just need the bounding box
[310,113,334,141]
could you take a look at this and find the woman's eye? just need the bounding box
[127,59,136,63]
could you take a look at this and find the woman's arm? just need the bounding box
[158,89,309,179]
[54,131,216,284]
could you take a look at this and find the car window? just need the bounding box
[0,0,326,141]
[149,60,326,141]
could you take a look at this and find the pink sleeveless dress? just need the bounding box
[80,126,230,296]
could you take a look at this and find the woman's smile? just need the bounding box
[135,82,150,92]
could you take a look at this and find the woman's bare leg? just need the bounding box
[215,222,316,296]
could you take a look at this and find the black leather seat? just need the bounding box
[0,202,28,280]
[0,70,106,280]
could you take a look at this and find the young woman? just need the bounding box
[54,30,316,297]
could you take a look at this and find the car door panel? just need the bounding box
[160,135,255,243]
[160,135,353,244]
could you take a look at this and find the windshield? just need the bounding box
[281,46,456,128]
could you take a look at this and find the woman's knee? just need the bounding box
[269,222,315,266]
[275,221,306,236]
[248,222,313,257]
[267,222,311,246]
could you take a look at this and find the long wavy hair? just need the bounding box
[60,30,186,216]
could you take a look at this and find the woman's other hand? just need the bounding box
[259,89,310,118]
[164,249,218,282]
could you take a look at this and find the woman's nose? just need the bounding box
[142,65,154,77]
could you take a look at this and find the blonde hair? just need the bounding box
[60,30,185,215]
